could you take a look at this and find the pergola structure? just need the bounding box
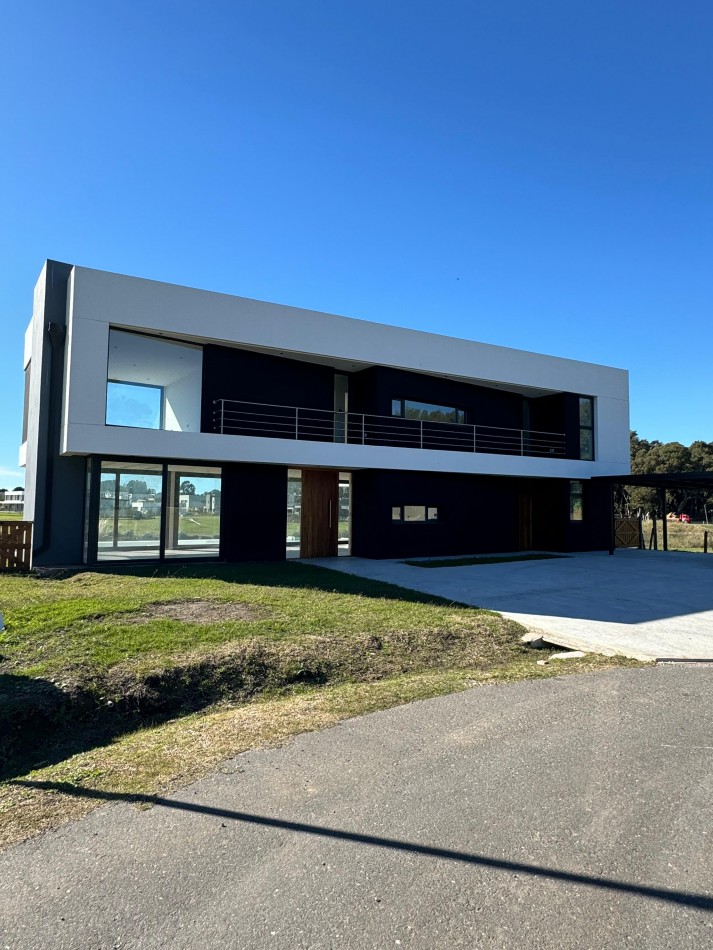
[594,472,713,554]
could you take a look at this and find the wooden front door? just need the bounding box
[301,469,339,558]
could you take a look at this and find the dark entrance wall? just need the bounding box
[221,463,287,561]
[351,470,520,559]
[351,471,612,560]
[531,478,611,552]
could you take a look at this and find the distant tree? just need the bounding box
[180,481,196,495]
[12,486,23,492]
[626,431,713,519]
[124,479,150,496]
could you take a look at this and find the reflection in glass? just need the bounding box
[338,474,351,556]
[403,401,466,424]
[97,462,163,560]
[427,507,439,521]
[570,481,584,521]
[404,505,426,522]
[579,397,593,427]
[106,381,163,429]
[165,466,221,558]
[580,429,594,461]
[392,506,402,521]
[286,469,302,559]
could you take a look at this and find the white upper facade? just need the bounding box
[29,264,630,478]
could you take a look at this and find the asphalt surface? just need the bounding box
[1,666,712,949]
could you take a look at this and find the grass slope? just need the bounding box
[0,560,641,851]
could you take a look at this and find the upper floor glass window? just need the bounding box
[392,399,466,424]
[579,397,594,460]
[106,330,202,432]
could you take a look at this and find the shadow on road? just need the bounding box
[12,779,713,913]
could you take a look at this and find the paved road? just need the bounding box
[311,550,713,661]
[1,667,712,949]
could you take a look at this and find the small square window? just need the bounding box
[392,506,402,521]
[404,505,426,522]
[427,507,438,521]
[392,399,403,417]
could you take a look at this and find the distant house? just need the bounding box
[0,488,24,514]
[20,260,630,565]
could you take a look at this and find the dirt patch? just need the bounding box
[128,600,262,623]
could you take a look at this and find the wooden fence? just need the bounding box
[614,517,643,549]
[0,520,33,571]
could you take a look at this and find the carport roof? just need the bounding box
[594,471,713,491]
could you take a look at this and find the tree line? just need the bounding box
[623,432,713,520]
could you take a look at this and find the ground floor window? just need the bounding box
[569,480,584,521]
[86,459,221,562]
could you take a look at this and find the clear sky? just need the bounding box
[1,1,712,486]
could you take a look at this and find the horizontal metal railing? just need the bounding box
[212,399,567,459]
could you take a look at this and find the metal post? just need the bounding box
[473,425,477,454]
[705,530,708,554]
[520,430,524,456]
[608,481,615,555]
[295,407,299,440]
[420,420,423,449]
[660,488,668,551]
[362,415,365,445]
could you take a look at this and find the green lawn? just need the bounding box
[0,511,24,521]
[644,519,713,553]
[0,562,515,682]
[0,560,639,852]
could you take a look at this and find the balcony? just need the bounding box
[212,400,566,459]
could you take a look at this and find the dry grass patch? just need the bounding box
[0,652,642,853]
[125,600,263,623]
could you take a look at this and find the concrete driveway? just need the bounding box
[311,549,713,661]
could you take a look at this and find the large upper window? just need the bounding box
[106,330,202,432]
[106,381,163,429]
[391,399,466,424]
[579,397,594,460]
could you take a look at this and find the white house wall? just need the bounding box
[60,265,631,477]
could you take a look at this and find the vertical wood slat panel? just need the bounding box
[300,471,339,558]
[0,521,33,571]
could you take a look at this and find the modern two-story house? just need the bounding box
[20,260,630,567]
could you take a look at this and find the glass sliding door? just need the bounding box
[165,465,222,558]
[93,460,222,562]
[97,462,163,560]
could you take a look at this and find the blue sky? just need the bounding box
[1,1,712,486]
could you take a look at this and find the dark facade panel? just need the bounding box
[32,261,87,567]
[351,471,611,560]
[351,470,521,559]
[221,463,287,562]
[349,365,526,430]
[201,346,337,433]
